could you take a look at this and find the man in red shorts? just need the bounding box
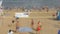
[36,21,42,34]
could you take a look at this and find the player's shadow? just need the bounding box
[32,28,37,31]
[53,24,60,28]
[28,28,37,34]
[48,18,60,21]
[29,32,35,34]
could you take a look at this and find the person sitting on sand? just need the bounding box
[8,30,13,34]
[8,20,15,27]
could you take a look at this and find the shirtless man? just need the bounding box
[16,21,20,32]
[31,19,34,28]
[36,21,42,34]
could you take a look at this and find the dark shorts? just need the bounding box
[16,27,19,30]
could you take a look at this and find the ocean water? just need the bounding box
[2,0,60,8]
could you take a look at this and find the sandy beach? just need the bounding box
[0,8,60,34]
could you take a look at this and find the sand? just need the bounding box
[0,9,60,34]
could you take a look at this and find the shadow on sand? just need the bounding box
[54,24,60,28]
[28,28,37,34]
[32,28,37,31]
[48,18,60,21]
[29,32,36,34]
